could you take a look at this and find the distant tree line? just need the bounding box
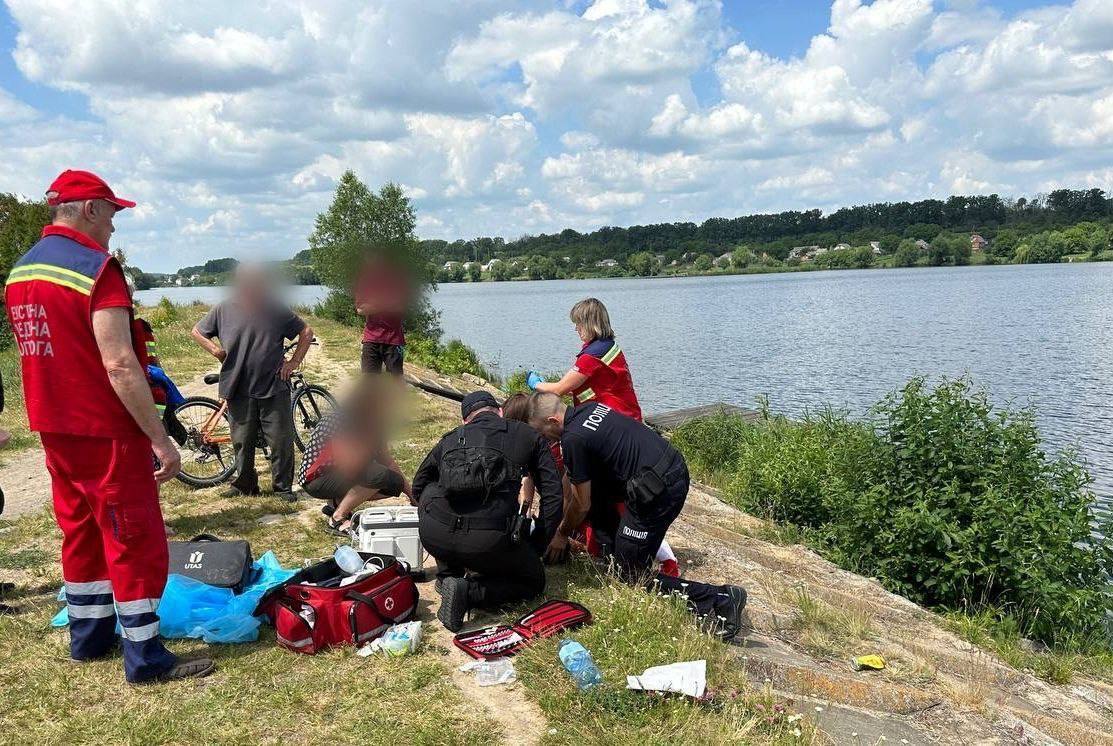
[421,188,1113,272]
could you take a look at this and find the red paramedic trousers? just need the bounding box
[42,432,177,682]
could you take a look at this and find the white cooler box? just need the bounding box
[352,506,425,573]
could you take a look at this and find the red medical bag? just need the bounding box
[259,551,418,655]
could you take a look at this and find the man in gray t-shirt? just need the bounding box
[192,265,313,499]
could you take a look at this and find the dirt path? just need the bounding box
[0,373,218,520]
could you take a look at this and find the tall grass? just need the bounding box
[673,377,1113,654]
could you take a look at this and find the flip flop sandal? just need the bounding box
[325,516,352,535]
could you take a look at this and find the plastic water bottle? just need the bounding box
[558,639,602,690]
[334,545,364,575]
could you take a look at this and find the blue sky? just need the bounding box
[1,0,1110,271]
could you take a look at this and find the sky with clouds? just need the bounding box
[1,0,1110,272]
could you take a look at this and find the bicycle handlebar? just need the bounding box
[284,337,319,354]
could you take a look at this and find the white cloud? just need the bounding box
[0,0,1111,271]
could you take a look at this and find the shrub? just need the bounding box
[405,335,497,383]
[147,297,180,328]
[673,377,1113,647]
[313,289,360,327]
[503,369,562,394]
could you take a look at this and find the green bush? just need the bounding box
[146,297,180,329]
[503,369,562,394]
[313,289,360,327]
[405,335,497,383]
[673,377,1113,648]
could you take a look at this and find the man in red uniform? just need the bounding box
[4,170,214,683]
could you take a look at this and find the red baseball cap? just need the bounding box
[45,169,136,209]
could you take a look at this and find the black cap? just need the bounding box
[461,390,500,420]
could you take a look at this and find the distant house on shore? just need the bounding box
[915,239,932,251]
[443,260,461,270]
[463,261,480,270]
[481,258,502,272]
[595,258,618,268]
[870,241,882,255]
[654,254,667,264]
[970,234,988,252]
[713,253,733,267]
[833,243,851,252]
[789,245,820,261]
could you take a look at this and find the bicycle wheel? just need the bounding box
[291,384,336,452]
[174,396,237,488]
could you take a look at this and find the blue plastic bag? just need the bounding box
[52,550,296,644]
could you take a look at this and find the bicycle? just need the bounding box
[174,340,337,488]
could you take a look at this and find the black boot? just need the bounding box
[437,577,472,632]
[137,657,216,685]
[715,585,748,640]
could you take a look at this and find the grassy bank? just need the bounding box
[671,380,1113,683]
[0,302,815,745]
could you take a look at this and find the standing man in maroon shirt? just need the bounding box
[355,252,409,376]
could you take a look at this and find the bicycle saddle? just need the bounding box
[203,373,220,385]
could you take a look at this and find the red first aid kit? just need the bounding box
[453,600,592,660]
[258,551,418,655]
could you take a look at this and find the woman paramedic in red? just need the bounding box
[527,297,642,421]
[525,299,678,574]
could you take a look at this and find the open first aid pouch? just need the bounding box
[453,600,591,660]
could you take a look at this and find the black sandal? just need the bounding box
[325,515,352,535]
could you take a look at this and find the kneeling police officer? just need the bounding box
[528,392,747,638]
[414,391,563,631]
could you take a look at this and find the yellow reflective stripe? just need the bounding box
[578,387,596,403]
[12,262,96,287]
[5,273,91,296]
[601,345,621,365]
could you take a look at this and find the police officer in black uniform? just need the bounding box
[414,391,563,631]
[528,392,747,638]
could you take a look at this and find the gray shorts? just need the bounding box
[303,462,404,503]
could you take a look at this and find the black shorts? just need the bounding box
[361,342,403,375]
[303,462,404,502]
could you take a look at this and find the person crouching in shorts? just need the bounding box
[297,378,412,533]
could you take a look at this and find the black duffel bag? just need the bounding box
[168,534,254,593]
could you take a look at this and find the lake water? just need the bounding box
[431,265,1113,519]
[139,264,1113,517]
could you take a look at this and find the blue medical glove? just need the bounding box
[526,370,544,390]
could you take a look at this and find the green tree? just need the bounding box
[466,263,481,282]
[308,170,439,338]
[731,249,755,268]
[1,194,50,347]
[991,228,1020,259]
[527,255,558,280]
[1015,233,1065,264]
[1,194,49,282]
[626,251,658,276]
[490,261,513,281]
[893,239,921,267]
[693,253,714,272]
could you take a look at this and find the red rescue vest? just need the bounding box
[571,338,643,421]
[132,317,166,410]
[5,229,143,438]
